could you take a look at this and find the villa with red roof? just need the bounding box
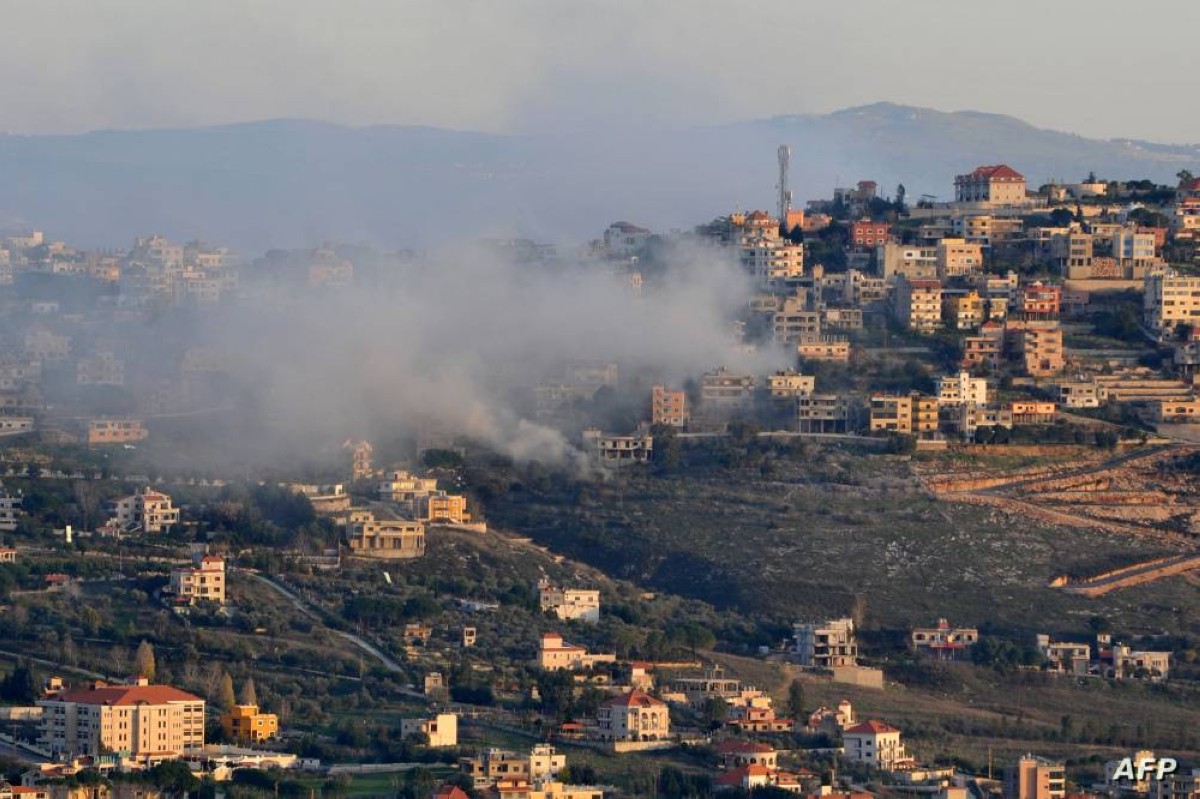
[955,165,1028,205]
[716,739,777,769]
[110,486,180,534]
[594,689,670,744]
[842,720,912,771]
[169,553,226,605]
[37,678,205,762]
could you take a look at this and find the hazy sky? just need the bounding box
[5,0,1199,143]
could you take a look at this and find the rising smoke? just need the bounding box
[193,240,785,475]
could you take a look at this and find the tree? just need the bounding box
[134,640,156,681]
[702,696,730,730]
[239,677,258,707]
[895,184,907,214]
[218,672,236,710]
[0,661,38,703]
[1178,170,1195,186]
[149,760,200,797]
[786,678,806,720]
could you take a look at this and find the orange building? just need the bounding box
[221,704,279,743]
[651,385,688,427]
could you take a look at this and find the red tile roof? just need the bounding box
[432,788,469,799]
[52,683,204,706]
[601,688,665,709]
[844,719,900,735]
[968,164,1024,180]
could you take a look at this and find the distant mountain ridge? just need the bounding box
[0,103,1195,252]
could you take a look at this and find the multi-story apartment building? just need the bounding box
[700,368,755,409]
[794,618,858,668]
[38,679,205,761]
[911,619,979,660]
[797,336,851,362]
[650,385,688,427]
[75,352,125,386]
[1049,230,1093,278]
[877,243,937,280]
[936,238,983,278]
[110,487,180,534]
[765,371,815,402]
[772,298,821,345]
[344,510,426,559]
[1145,272,1200,339]
[539,581,601,623]
[1018,283,1061,319]
[843,720,909,770]
[1007,323,1065,377]
[169,555,225,605]
[400,713,457,747]
[414,491,472,525]
[743,240,805,289]
[951,214,1024,245]
[460,744,567,790]
[594,690,670,743]
[85,419,148,446]
[962,322,1005,371]
[851,220,891,248]
[1151,768,1200,799]
[894,278,944,333]
[869,393,938,437]
[346,439,373,480]
[1056,380,1109,408]
[1004,755,1066,799]
[954,165,1027,205]
[221,704,279,743]
[937,372,989,407]
[943,291,985,330]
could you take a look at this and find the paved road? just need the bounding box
[242,571,420,693]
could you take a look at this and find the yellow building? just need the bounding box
[344,510,426,559]
[399,712,457,747]
[796,336,850,362]
[869,393,938,437]
[765,370,815,401]
[85,419,148,446]
[944,291,985,330]
[415,491,472,524]
[221,704,279,743]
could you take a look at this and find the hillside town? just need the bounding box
[0,154,1197,799]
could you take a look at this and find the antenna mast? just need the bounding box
[777,144,792,232]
